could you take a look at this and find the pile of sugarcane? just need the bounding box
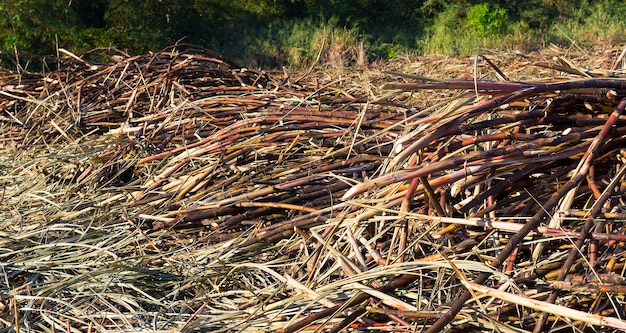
[1,44,626,332]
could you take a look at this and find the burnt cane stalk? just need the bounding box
[426,98,626,333]
[532,98,626,332]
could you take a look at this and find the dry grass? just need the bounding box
[1,43,626,332]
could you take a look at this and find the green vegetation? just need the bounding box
[466,3,508,37]
[0,0,625,68]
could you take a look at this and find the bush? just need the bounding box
[421,4,465,55]
[2,0,626,69]
[466,3,509,37]
[547,0,626,49]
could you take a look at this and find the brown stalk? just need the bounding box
[426,98,626,333]
[533,98,626,332]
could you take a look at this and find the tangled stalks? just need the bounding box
[0,45,626,332]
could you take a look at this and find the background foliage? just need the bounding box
[0,0,625,68]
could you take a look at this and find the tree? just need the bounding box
[0,0,81,54]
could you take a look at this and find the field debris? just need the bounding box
[1,44,626,332]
